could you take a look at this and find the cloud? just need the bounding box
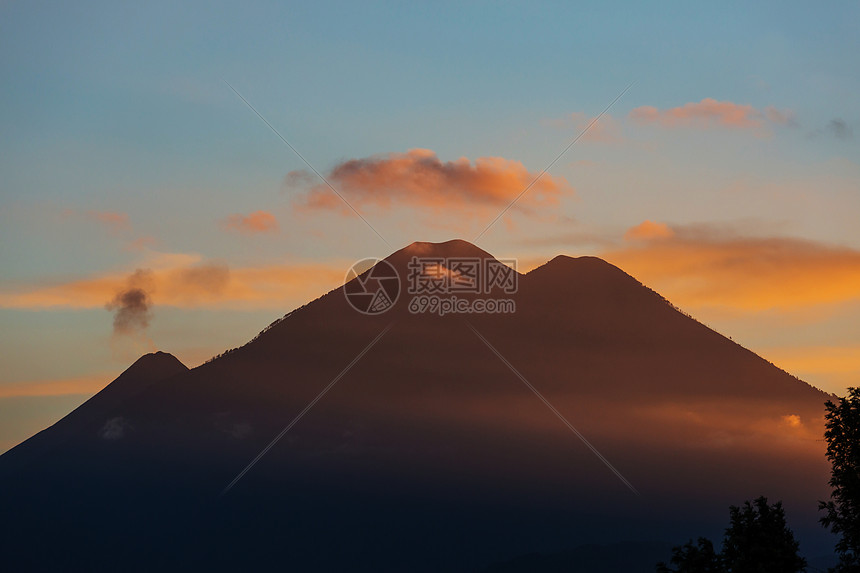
[807,119,854,141]
[290,149,572,214]
[59,209,131,233]
[221,210,279,235]
[0,373,111,398]
[105,269,154,335]
[87,210,130,232]
[826,119,853,140]
[605,221,860,311]
[175,264,231,294]
[124,236,158,252]
[764,106,797,126]
[629,98,791,130]
[0,252,346,311]
[98,416,129,440]
[624,220,674,241]
[545,112,623,143]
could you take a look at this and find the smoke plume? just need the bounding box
[106,269,154,335]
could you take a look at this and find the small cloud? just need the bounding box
[229,422,253,439]
[624,220,675,241]
[59,208,131,233]
[827,119,853,140]
[807,119,854,141]
[174,264,230,295]
[629,98,792,131]
[98,416,129,440]
[283,170,316,189]
[0,373,110,398]
[221,211,279,235]
[764,106,797,127]
[750,76,770,92]
[782,414,802,428]
[87,210,130,232]
[124,236,158,252]
[545,112,623,143]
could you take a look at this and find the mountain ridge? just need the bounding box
[0,239,834,572]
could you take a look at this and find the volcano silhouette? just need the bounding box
[0,240,832,572]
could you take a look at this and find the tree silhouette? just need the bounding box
[656,537,722,572]
[820,387,860,571]
[657,497,806,572]
[722,497,806,572]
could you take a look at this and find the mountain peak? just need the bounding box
[530,254,629,280]
[127,351,188,378]
[394,239,495,260]
[0,351,188,476]
[382,240,500,276]
[545,254,613,268]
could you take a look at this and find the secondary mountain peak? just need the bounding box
[524,253,645,294]
[0,350,187,476]
[126,351,188,380]
[541,254,622,272]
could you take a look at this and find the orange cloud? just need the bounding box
[629,98,787,129]
[87,210,130,230]
[634,399,823,448]
[292,149,572,214]
[124,236,158,252]
[222,210,279,235]
[624,220,674,241]
[605,222,860,311]
[59,209,130,233]
[0,253,346,311]
[0,373,112,398]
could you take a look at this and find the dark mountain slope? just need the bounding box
[0,351,187,477]
[0,241,832,572]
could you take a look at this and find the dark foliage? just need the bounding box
[820,388,860,572]
[656,537,722,572]
[658,497,806,572]
[722,497,806,572]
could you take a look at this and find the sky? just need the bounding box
[1,1,859,453]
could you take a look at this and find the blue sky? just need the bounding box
[1,1,859,451]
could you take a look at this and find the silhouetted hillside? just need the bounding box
[0,240,832,571]
[0,351,187,477]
